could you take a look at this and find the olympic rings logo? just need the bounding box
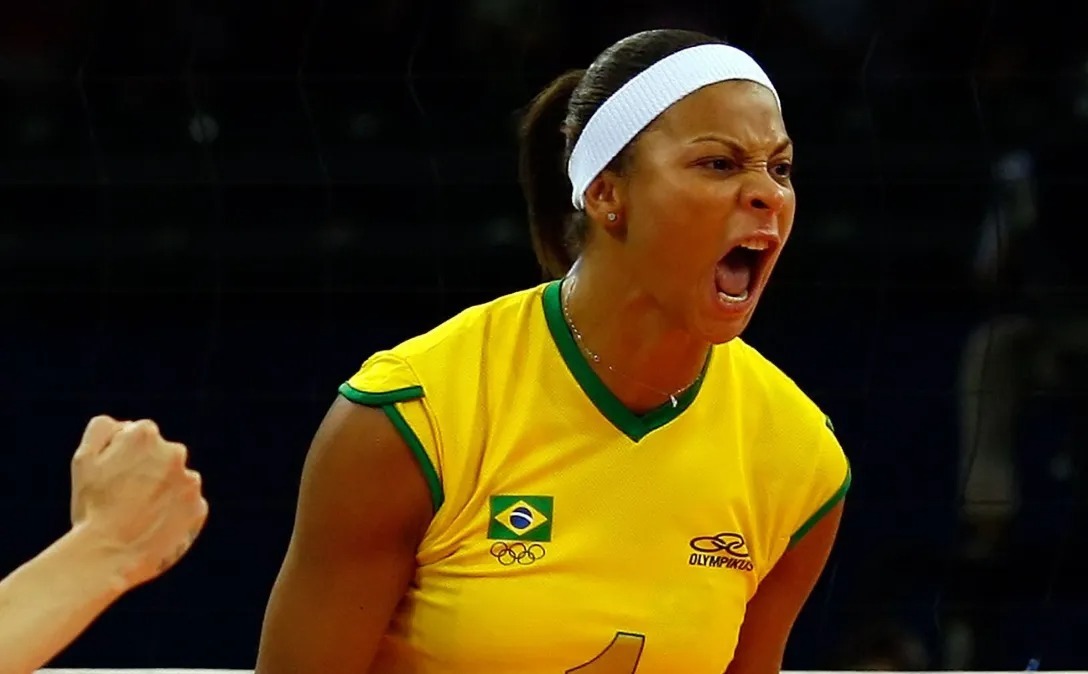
[490,541,546,566]
[688,532,749,557]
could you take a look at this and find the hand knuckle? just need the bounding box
[172,442,189,464]
[127,420,159,442]
[88,414,117,430]
[76,416,120,458]
[156,442,185,466]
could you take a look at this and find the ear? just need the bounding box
[582,169,626,233]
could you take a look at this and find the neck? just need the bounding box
[562,256,711,414]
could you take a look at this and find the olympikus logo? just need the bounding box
[687,532,755,572]
[689,553,754,571]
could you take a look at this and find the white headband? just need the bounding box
[567,43,780,210]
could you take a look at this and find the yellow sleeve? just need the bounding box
[788,415,851,548]
[338,350,445,513]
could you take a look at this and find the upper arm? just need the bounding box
[255,396,433,674]
[726,500,842,674]
[728,412,849,674]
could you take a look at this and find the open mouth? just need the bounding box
[714,238,773,304]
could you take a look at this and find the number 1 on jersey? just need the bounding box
[566,632,646,673]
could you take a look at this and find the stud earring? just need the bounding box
[607,212,617,222]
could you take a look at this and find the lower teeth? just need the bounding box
[719,289,749,303]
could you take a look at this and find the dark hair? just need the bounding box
[518,29,727,279]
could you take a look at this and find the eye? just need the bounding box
[772,160,793,178]
[700,158,736,172]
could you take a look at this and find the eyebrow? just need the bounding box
[690,135,793,155]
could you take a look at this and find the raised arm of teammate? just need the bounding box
[726,502,843,674]
[0,416,208,674]
[255,398,432,674]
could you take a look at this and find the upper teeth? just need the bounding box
[738,239,770,251]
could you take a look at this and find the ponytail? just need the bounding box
[518,70,585,280]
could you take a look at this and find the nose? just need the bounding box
[738,171,788,214]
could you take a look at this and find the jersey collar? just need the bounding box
[540,279,710,442]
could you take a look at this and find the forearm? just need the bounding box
[0,524,129,674]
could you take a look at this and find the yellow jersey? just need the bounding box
[340,280,850,674]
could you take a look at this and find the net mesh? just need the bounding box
[4,0,1088,671]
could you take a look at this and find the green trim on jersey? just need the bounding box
[337,382,444,512]
[541,280,710,442]
[381,404,444,512]
[788,462,851,548]
[337,383,424,406]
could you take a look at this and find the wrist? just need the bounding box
[60,522,136,600]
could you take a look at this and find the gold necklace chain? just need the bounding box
[560,285,701,409]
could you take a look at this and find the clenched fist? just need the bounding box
[70,416,209,590]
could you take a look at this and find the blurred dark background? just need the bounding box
[3,0,1088,670]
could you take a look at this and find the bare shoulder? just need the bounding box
[299,397,433,540]
[256,397,433,674]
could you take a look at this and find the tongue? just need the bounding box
[715,259,751,297]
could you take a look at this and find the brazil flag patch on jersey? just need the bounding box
[488,495,554,542]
